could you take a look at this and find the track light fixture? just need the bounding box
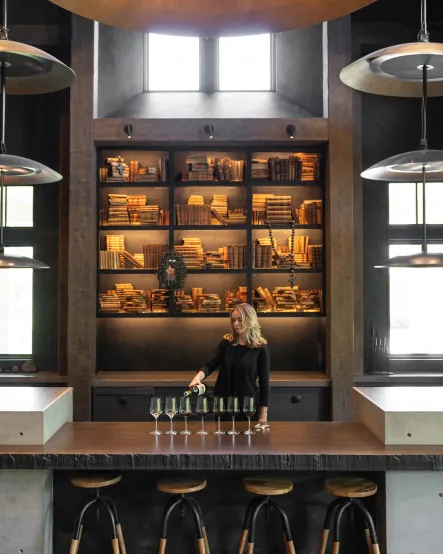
[204,124,214,139]
[124,124,133,139]
[286,124,296,139]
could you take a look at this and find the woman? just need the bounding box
[189,303,270,425]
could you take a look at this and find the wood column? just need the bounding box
[325,17,359,421]
[68,16,98,420]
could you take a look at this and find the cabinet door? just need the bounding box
[267,388,330,421]
[93,387,154,422]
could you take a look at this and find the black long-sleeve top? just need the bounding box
[199,338,271,406]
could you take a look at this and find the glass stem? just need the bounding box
[184,417,188,433]
[155,418,158,434]
[170,417,173,432]
[201,416,204,433]
[232,416,235,433]
[217,416,221,433]
[248,416,251,434]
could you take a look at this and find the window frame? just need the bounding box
[0,187,35,359]
[388,182,443,371]
[143,33,276,93]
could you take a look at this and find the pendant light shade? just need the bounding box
[0,40,75,94]
[340,42,443,97]
[0,247,49,269]
[49,0,376,36]
[375,252,443,268]
[0,154,62,184]
[361,149,443,182]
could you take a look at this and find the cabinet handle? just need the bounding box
[290,395,302,404]
[118,397,127,406]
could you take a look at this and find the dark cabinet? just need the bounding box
[267,388,330,421]
[93,386,330,422]
[93,387,154,422]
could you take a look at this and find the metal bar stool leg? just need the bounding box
[69,498,97,554]
[98,497,120,554]
[269,499,296,554]
[187,496,211,554]
[353,499,381,554]
[331,500,352,554]
[247,497,268,554]
[319,498,345,554]
[184,498,206,554]
[158,496,183,554]
[101,496,127,554]
[237,497,263,554]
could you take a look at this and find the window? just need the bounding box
[145,33,273,92]
[388,182,443,359]
[218,34,272,91]
[0,187,34,356]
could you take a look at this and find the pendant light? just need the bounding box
[340,0,443,97]
[49,0,376,37]
[374,166,443,268]
[0,0,75,268]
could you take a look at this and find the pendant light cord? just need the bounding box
[418,0,429,42]
[422,165,427,254]
[0,0,6,251]
[420,63,428,149]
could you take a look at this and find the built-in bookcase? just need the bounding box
[96,145,326,320]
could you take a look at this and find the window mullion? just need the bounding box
[201,37,217,93]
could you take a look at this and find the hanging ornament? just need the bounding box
[265,220,298,288]
[49,0,375,37]
[157,250,187,290]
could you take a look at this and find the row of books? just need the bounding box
[101,193,170,226]
[251,153,321,181]
[252,195,322,225]
[98,283,322,314]
[100,156,167,183]
[253,286,322,313]
[181,156,245,182]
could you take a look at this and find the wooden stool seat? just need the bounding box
[157,478,207,495]
[324,476,377,498]
[70,474,122,489]
[243,476,293,496]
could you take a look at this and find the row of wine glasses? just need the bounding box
[149,396,256,436]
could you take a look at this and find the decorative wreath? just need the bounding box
[157,250,187,290]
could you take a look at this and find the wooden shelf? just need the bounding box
[176,181,245,186]
[252,268,322,274]
[251,180,322,187]
[257,312,324,318]
[252,224,321,230]
[98,311,324,318]
[99,225,169,231]
[175,225,247,230]
[100,181,168,187]
[99,269,158,274]
[0,371,67,384]
[98,312,169,318]
[93,370,331,388]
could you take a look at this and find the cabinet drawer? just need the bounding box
[268,388,330,421]
[93,387,154,422]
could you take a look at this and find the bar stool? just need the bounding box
[68,474,126,554]
[319,476,380,554]
[157,477,210,554]
[237,476,295,554]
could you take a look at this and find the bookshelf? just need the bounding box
[96,146,325,319]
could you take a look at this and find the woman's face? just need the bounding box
[231,309,245,334]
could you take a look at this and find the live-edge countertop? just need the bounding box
[1,421,443,471]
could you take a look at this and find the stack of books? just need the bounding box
[296,199,322,224]
[226,286,247,311]
[308,245,323,269]
[142,244,169,269]
[108,194,130,225]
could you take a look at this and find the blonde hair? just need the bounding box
[224,303,267,348]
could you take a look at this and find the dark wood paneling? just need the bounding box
[93,117,329,143]
[8,24,68,45]
[325,17,356,421]
[68,16,97,420]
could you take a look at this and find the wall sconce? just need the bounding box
[204,124,214,139]
[124,124,133,139]
[286,124,296,139]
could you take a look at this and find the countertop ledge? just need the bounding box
[1,422,443,471]
[93,371,331,388]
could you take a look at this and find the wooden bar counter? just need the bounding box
[1,420,443,471]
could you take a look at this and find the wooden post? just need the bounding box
[325,17,359,421]
[68,16,98,420]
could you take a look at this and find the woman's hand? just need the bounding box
[189,371,205,388]
[258,406,268,426]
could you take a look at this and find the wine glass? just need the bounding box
[165,397,178,435]
[227,396,240,435]
[196,396,209,435]
[243,397,256,435]
[179,396,192,435]
[150,397,162,436]
[213,397,225,435]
